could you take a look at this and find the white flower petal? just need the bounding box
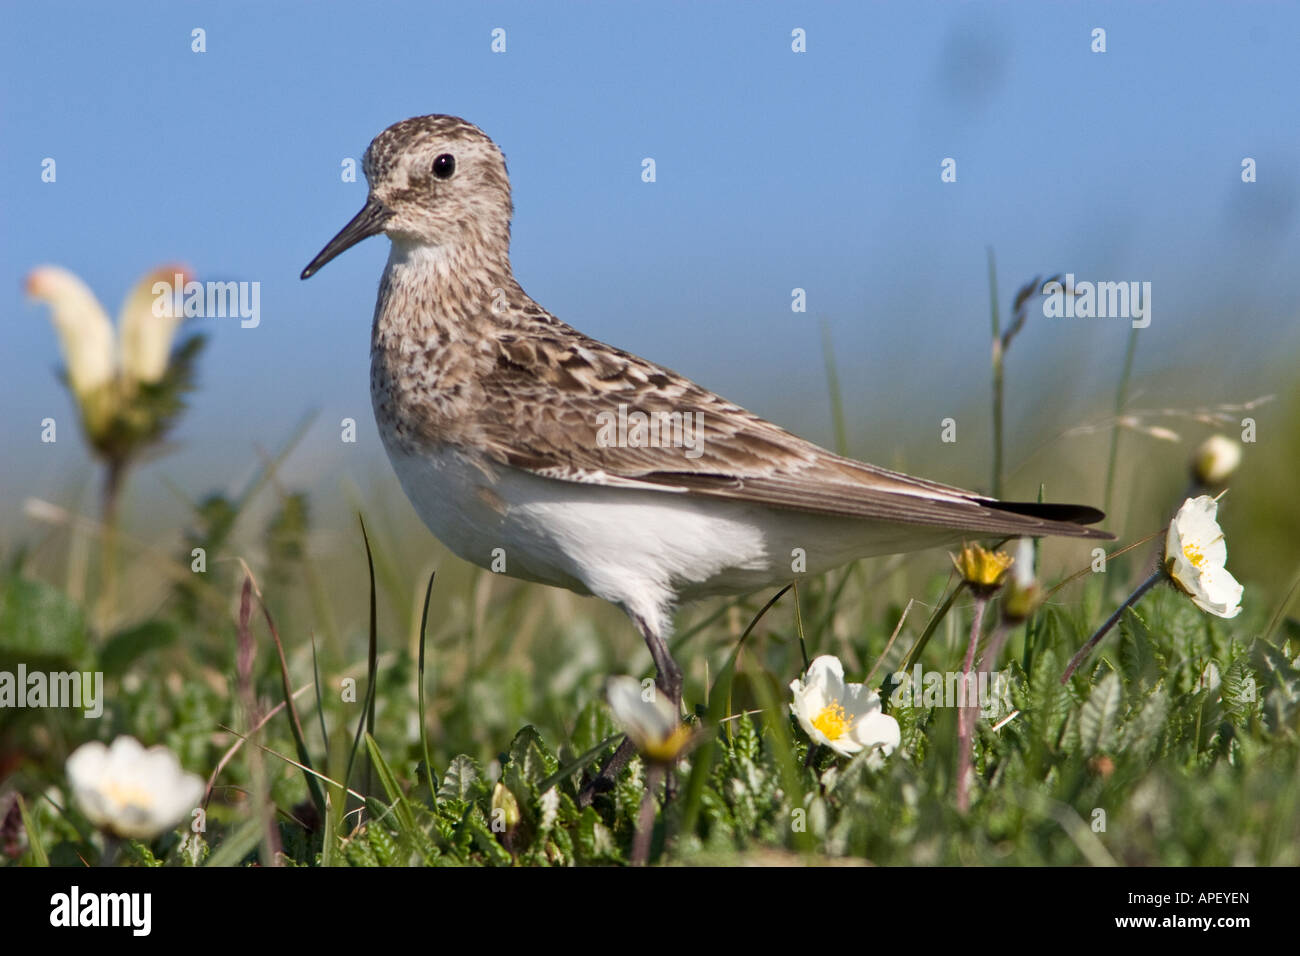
[1011,537,1036,589]
[790,655,898,762]
[119,265,189,384]
[800,655,844,714]
[606,675,676,749]
[65,736,203,840]
[27,266,116,397]
[852,711,902,756]
[1167,496,1243,619]
[805,655,846,693]
[824,735,863,758]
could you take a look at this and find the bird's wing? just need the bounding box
[450,327,1111,541]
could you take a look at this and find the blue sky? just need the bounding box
[3,1,1298,531]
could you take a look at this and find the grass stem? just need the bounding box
[1103,324,1141,519]
[1061,569,1164,683]
[956,594,988,813]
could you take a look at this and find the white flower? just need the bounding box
[26,266,116,398]
[1010,537,1035,590]
[605,676,691,762]
[1003,537,1043,622]
[789,655,900,758]
[66,736,204,840]
[1165,496,1243,619]
[28,263,190,392]
[1191,435,1242,486]
[119,265,189,384]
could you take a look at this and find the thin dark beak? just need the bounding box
[300,197,392,279]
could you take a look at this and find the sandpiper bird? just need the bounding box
[302,114,1110,756]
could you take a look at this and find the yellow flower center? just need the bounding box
[102,778,155,810]
[1183,542,1206,569]
[812,701,850,741]
[643,724,693,763]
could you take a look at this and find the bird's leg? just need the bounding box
[577,613,684,807]
[576,736,637,808]
[635,614,683,712]
[635,614,682,802]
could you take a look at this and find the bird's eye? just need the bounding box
[432,153,456,179]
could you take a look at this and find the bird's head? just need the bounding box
[301,114,513,280]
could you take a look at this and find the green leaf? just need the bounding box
[1222,659,1259,727]
[569,699,617,755]
[536,786,560,839]
[503,725,556,800]
[0,577,88,669]
[1078,672,1122,756]
[1121,685,1169,759]
[98,620,177,675]
[205,818,264,867]
[438,755,486,804]
[457,806,511,866]
[1027,644,1070,740]
[1251,639,1300,734]
[16,795,47,867]
[1118,608,1159,687]
[574,806,618,863]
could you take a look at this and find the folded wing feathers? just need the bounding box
[473,328,1113,541]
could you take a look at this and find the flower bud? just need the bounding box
[1001,538,1042,622]
[1190,434,1241,487]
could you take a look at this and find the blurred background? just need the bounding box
[3,0,1297,613]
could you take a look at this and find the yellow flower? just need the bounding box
[950,543,1014,590]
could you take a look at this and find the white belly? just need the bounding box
[380,438,956,639]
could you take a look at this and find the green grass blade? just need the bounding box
[16,795,47,866]
[744,660,814,854]
[309,631,329,754]
[988,247,1003,499]
[1104,323,1140,519]
[792,580,811,671]
[536,733,622,795]
[365,733,418,836]
[345,514,380,813]
[820,320,848,456]
[260,591,326,819]
[417,569,439,809]
[680,584,792,838]
[205,817,264,867]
